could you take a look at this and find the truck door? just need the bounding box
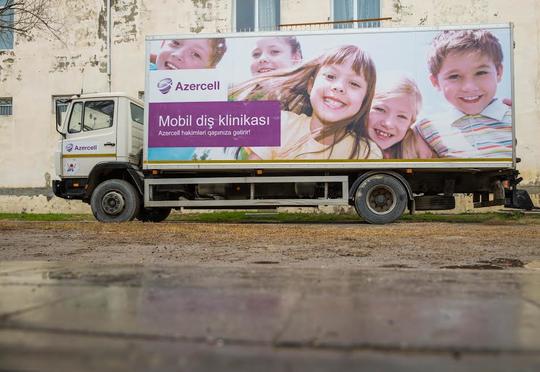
[62,99,117,178]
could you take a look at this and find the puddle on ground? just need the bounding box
[479,258,524,268]
[379,264,414,269]
[441,264,504,270]
[441,258,524,270]
[251,261,280,265]
[47,270,139,284]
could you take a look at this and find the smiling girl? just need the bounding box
[250,37,302,75]
[366,76,435,159]
[366,77,437,159]
[232,45,381,160]
[152,38,227,70]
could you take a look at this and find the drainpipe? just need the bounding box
[107,0,112,92]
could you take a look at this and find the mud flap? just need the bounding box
[505,189,535,210]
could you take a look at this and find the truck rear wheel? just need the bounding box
[90,179,141,222]
[137,207,171,223]
[354,174,407,224]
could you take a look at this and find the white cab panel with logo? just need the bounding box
[59,94,144,178]
[61,98,118,177]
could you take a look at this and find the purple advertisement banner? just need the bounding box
[148,101,281,148]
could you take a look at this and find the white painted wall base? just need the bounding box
[0,195,91,214]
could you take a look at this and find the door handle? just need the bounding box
[104,142,116,147]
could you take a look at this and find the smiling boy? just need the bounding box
[417,30,513,158]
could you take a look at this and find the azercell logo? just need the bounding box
[66,143,74,152]
[158,78,173,94]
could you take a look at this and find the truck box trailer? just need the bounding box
[53,23,534,223]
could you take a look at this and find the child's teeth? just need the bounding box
[324,98,344,108]
[375,129,392,138]
[462,96,480,101]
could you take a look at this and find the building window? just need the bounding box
[0,97,12,115]
[332,0,381,29]
[0,0,14,49]
[234,0,280,32]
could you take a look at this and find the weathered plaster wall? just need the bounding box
[0,0,539,198]
[281,0,331,26]
[0,0,233,188]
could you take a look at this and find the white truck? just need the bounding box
[52,24,534,223]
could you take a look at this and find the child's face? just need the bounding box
[250,38,300,75]
[367,95,416,150]
[308,58,368,128]
[430,51,502,115]
[156,39,213,70]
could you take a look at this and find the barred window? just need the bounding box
[0,97,12,116]
[234,0,280,32]
[333,0,381,29]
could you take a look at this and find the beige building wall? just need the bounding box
[0,0,539,192]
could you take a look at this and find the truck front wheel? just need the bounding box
[354,174,408,224]
[90,179,141,222]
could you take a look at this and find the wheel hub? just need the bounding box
[102,191,125,215]
[367,186,396,215]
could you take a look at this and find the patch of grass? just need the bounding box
[170,211,540,224]
[0,210,538,224]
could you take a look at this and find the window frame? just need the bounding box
[52,95,74,114]
[0,97,12,116]
[67,100,115,134]
[330,0,382,29]
[130,103,144,126]
[0,0,15,50]
[232,0,281,32]
[67,101,83,134]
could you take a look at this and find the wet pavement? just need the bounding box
[1,261,539,371]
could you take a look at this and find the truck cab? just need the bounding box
[54,93,144,180]
[53,93,170,222]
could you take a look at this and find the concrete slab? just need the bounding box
[0,261,539,370]
[1,330,539,372]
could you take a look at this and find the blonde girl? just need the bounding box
[367,76,419,158]
[232,45,381,160]
[366,76,435,159]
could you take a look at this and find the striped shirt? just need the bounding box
[417,99,513,159]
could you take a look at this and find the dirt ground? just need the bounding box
[1,219,539,270]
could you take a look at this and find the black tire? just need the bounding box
[414,195,455,210]
[354,174,408,224]
[137,207,172,223]
[90,179,141,222]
